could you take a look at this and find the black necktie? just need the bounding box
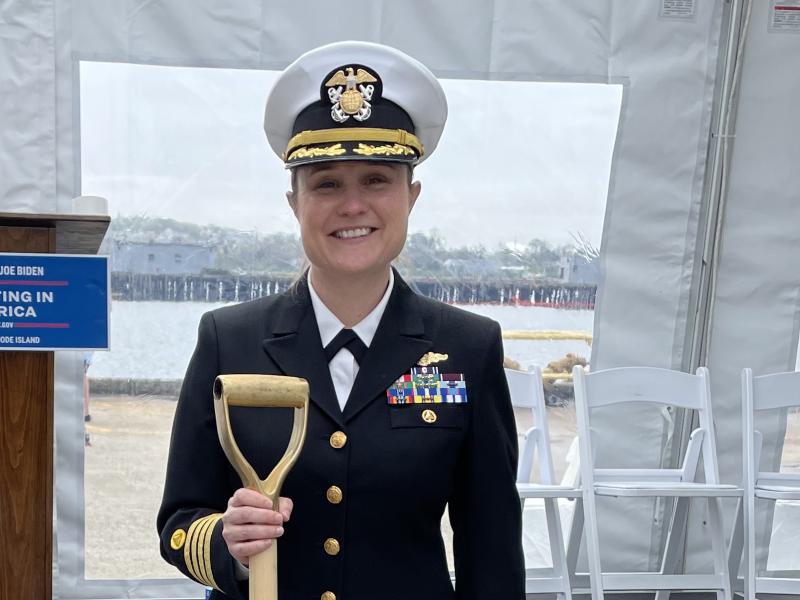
[324,328,368,364]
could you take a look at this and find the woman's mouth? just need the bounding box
[332,227,375,240]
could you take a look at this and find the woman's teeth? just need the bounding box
[334,227,372,239]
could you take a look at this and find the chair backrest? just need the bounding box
[742,368,800,486]
[505,366,558,486]
[573,365,722,487]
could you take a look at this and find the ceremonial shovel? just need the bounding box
[214,374,309,600]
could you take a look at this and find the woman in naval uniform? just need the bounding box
[157,41,525,600]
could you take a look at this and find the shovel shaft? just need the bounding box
[249,543,278,600]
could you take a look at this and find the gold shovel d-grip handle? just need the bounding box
[213,374,309,600]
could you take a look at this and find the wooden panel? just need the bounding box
[0,225,54,599]
[0,213,109,254]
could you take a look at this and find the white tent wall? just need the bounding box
[5,0,796,596]
[588,0,725,574]
[0,0,57,213]
[686,0,800,574]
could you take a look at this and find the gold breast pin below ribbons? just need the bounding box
[422,409,437,424]
[417,352,448,366]
[214,374,309,600]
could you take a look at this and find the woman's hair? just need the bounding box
[288,261,310,299]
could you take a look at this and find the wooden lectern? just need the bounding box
[0,212,109,600]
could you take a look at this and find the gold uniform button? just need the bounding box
[323,538,341,556]
[170,529,186,550]
[422,409,437,423]
[329,431,347,449]
[326,485,343,504]
[321,592,336,600]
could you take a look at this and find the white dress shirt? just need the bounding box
[308,269,394,411]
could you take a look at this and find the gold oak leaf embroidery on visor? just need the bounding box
[352,143,415,157]
[287,143,347,161]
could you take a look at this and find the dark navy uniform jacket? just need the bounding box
[157,272,525,599]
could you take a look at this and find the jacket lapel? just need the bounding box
[342,272,433,423]
[262,278,344,426]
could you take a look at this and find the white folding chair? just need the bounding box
[506,366,581,600]
[734,368,800,599]
[572,366,740,600]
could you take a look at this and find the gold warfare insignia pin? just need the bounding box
[417,352,448,367]
[170,528,186,550]
[325,67,378,123]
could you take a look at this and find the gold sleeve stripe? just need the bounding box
[193,514,222,590]
[201,514,223,590]
[194,516,215,586]
[182,513,223,588]
[192,516,209,585]
[183,516,204,584]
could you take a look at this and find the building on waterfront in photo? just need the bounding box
[558,254,601,285]
[111,241,214,276]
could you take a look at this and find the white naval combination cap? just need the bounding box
[264,40,448,168]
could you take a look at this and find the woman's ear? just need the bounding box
[286,190,298,218]
[408,180,422,213]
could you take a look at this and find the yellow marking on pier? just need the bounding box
[502,329,593,344]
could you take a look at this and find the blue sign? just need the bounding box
[0,253,109,351]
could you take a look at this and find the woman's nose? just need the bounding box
[338,187,368,214]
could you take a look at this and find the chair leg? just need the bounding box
[655,496,690,600]
[744,494,756,600]
[582,491,605,600]
[728,497,745,600]
[544,497,572,600]
[708,497,733,600]
[566,498,583,585]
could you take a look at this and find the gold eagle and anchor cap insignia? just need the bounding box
[325,66,378,123]
[263,41,447,168]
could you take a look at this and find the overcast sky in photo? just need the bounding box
[80,61,622,250]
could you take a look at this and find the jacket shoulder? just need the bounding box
[203,292,284,332]
[414,294,500,341]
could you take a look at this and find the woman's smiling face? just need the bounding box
[288,160,421,281]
